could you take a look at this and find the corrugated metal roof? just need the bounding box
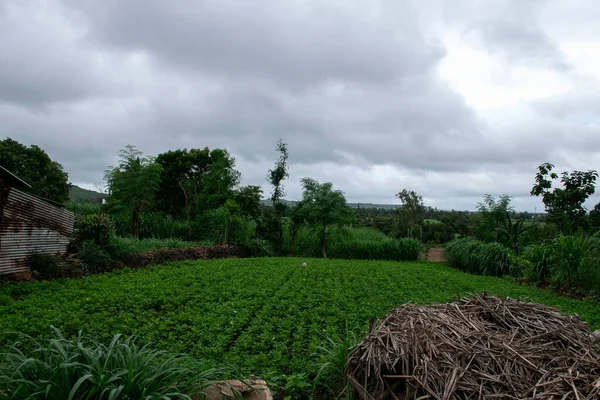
[0,188,75,276]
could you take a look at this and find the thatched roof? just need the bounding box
[347,294,600,399]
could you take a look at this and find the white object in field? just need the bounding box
[302,262,307,267]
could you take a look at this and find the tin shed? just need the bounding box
[0,166,75,276]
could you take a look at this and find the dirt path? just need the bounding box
[423,247,444,262]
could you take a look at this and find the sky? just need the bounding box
[1,0,599,211]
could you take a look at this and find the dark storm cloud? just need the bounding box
[69,0,440,88]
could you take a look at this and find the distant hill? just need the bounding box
[69,184,104,203]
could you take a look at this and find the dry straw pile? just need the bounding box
[347,294,600,399]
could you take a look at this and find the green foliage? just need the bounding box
[476,194,532,254]
[28,253,61,280]
[395,189,425,238]
[248,239,275,258]
[531,162,598,233]
[0,327,226,400]
[154,147,241,217]
[0,137,70,203]
[288,226,422,261]
[521,243,553,283]
[295,178,354,258]
[312,326,360,395]
[72,213,114,250]
[78,241,114,275]
[522,235,600,290]
[111,237,211,256]
[234,185,263,220]
[66,202,102,216]
[1,258,600,399]
[267,139,289,209]
[443,238,512,277]
[104,145,163,238]
[112,212,189,240]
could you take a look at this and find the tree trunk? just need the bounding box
[320,224,327,258]
[132,206,140,239]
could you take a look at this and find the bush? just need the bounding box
[71,213,114,250]
[112,212,190,240]
[248,238,275,257]
[78,241,115,275]
[0,326,228,399]
[28,253,61,279]
[65,202,102,216]
[444,238,512,277]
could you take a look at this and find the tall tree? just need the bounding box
[396,189,425,239]
[267,139,289,215]
[531,162,598,233]
[295,178,353,258]
[0,137,69,203]
[265,139,289,250]
[104,145,162,239]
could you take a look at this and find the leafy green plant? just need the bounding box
[548,234,600,289]
[28,253,61,280]
[0,326,228,400]
[312,327,360,396]
[2,258,600,398]
[72,213,115,250]
[522,243,553,283]
[78,241,114,275]
[248,239,275,257]
[443,238,512,277]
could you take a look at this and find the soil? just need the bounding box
[423,247,444,262]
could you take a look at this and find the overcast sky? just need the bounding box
[2,0,599,211]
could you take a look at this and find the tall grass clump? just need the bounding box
[66,202,102,216]
[0,327,231,400]
[289,226,422,261]
[111,237,213,256]
[112,212,189,240]
[522,234,600,290]
[444,238,512,277]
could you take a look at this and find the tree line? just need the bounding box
[2,137,599,256]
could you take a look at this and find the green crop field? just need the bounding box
[1,258,599,397]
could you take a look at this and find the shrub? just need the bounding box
[28,253,61,279]
[78,241,115,275]
[0,326,228,400]
[71,213,114,250]
[443,238,512,277]
[248,238,275,257]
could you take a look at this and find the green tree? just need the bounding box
[295,178,353,258]
[0,137,69,203]
[234,185,263,221]
[104,145,162,239]
[477,194,530,254]
[396,189,425,239]
[155,148,240,217]
[531,162,598,233]
[266,139,289,250]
